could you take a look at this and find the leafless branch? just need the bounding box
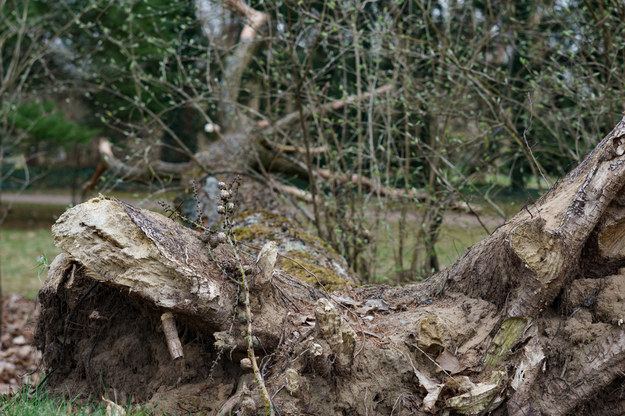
[98,138,199,181]
[259,84,393,135]
[220,0,269,113]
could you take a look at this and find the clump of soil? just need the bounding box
[34,270,239,414]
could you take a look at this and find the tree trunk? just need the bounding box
[36,117,625,415]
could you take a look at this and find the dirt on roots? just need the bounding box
[34,270,238,414]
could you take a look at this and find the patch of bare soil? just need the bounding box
[34,271,239,414]
[0,295,42,394]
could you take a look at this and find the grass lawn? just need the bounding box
[1,202,64,298]
[0,228,60,299]
[436,219,490,266]
[0,386,153,416]
[370,215,492,283]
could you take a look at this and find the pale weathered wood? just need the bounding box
[48,195,323,350]
[160,312,184,360]
[51,196,234,329]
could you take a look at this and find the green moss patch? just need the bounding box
[282,251,350,291]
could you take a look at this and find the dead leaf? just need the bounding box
[436,348,464,375]
[413,368,444,412]
[444,371,506,414]
[355,299,389,315]
[103,397,126,416]
[330,294,362,307]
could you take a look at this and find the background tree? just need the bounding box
[0,0,101,330]
[3,0,624,284]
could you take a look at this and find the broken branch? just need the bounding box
[98,138,200,180]
[161,312,184,360]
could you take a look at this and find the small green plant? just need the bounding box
[33,253,51,281]
[34,253,50,269]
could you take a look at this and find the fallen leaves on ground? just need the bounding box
[1,295,42,394]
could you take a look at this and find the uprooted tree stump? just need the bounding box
[36,117,625,415]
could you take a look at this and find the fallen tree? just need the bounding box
[36,116,625,415]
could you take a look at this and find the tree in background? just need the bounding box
[1,0,98,203]
[0,0,103,327]
[3,0,624,283]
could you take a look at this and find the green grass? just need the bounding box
[0,386,153,416]
[1,228,61,299]
[436,220,490,266]
[370,217,490,283]
[1,201,65,298]
[0,193,171,299]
